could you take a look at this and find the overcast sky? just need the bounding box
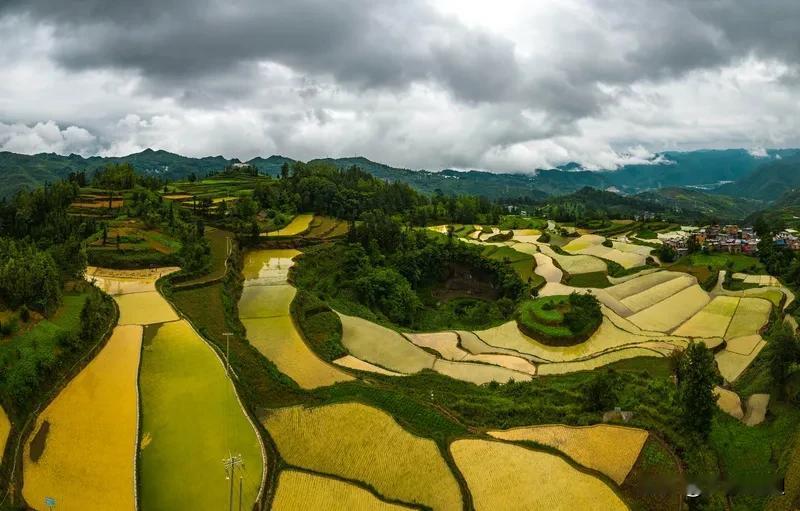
[0,0,798,171]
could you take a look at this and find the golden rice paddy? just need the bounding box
[0,405,10,465]
[488,424,648,484]
[431,359,532,384]
[22,325,142,511]
[533,253,563,283]
[114,291,180,325]
[338,313,435,374]
[243,316,353,388]
[537,347,664,375]
[725,335,763,356]
[332,355,403,376]
[450,439,627,511]
[618,276,695,313]
[716,339,767,382]
[605,271,678,300]
[405,332,466,360]
[627,285,710,332]
[714,386,744,420]
[272,470,414,510]
[265,403,463,510]
[265,214,315,236]
[725,298,772,339]
[240,249,352,388]
[672,296,739,338]
[579,244,646,269]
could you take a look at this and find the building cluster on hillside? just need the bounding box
[660,225,800,255]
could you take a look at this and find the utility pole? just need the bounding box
[222,332,233,375]
[223,453,244,511]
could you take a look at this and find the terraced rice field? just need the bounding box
[714,387,744,420]
[533,253,563,283]
[716,338,767,382]
[332,355,403,375]
[265,213,314,236]
[539,245,607,275]
[406,332,536,374]
[672,296,739,338]
[488,424,649,484]
[563,234,646,268]
[0,405,8,465]
[138,320,264,511]
[431,359,531,383]
[451,439,627,511]
[240,249,352,388]
[22,325,142,511]
[338,313,435,374]
[272,470,414,510]
[265,403,463,510]
[725,298,772,339]
[537,347,665,375]
[627,285,710,332]
[86,266,181,295]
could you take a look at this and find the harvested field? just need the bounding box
[243,316,353,387]
[605,271,684,301]
[725,298,772,339]
[619,275,695,313]
[432,359,532,384]
[512,229,542,237]
[612,241,654,257]
[627,285,710,332]
[579,244,646,269]
[451,439,627,511]
[138,320,264,511]
[488,424,648,484]
[743,394,770,426]
[114,291,179,325]
[533,253,562,283]
[86,266,180,295]
[715,387,744,420]
[716,339,767,382]
[476,310,685,363]
[240,249,352,388]
[405,332,466,360]
[22,325,142,511]
[537,348,664,375]
[265,213,314,236]
[265,403,463,510]
[0,405,8,465]
[563,234,606,252]
[607,267,661,285]
[457,330,542,363]
[338,313,435,374]
[272,470,414,510]
[332,355,403,376]
[505,242,539,256]
[725,335,763,355]
[673,296,739,338]
[305,216,350,238]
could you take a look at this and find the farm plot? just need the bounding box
[0,405,8,464]
[619,275,695,313]
[138,320,264,511]
[265,403,463,511]
[240,249,352,388]
[86,266,180,295]
[537,347,665,375]
[716,338,767,382]
[505,241,539,256]
[579,244,646,269]
[265,213,314,236]
[243,316,353,387]
[22,325,142,511]
[405,332,536,374]
[304,216,350,238]
[627,285,710,332]
[475,308,685,364]
[114,292,180,325]
[272,470,414,511]
[533,253,563,283]
[451,439,627,511]
[332,355,403,375]
[563,234,606,252]
[732,273,780,287]
[672,296,739,338]
[724,298,772,339]
[539,245,607,275]
[715,387,744,420]
[612,241,654,258]
[432,359,532,383]
[338,313,435,374]
[605,271,682,301]
[488,424,648,484]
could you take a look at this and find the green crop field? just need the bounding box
[138,320,264,511]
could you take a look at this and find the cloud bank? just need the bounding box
[0,0,798,171]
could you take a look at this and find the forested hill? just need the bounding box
[1,147,798,201]
[715,152,800,201]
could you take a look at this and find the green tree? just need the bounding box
[677,342,718,438]
[768,322,798,392]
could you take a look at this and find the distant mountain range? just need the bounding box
[2,148,799,213]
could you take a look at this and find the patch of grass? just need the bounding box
[516,294,602,345]
[567,271,612,288]
[635,229,658,239]
[291,290,347,361]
